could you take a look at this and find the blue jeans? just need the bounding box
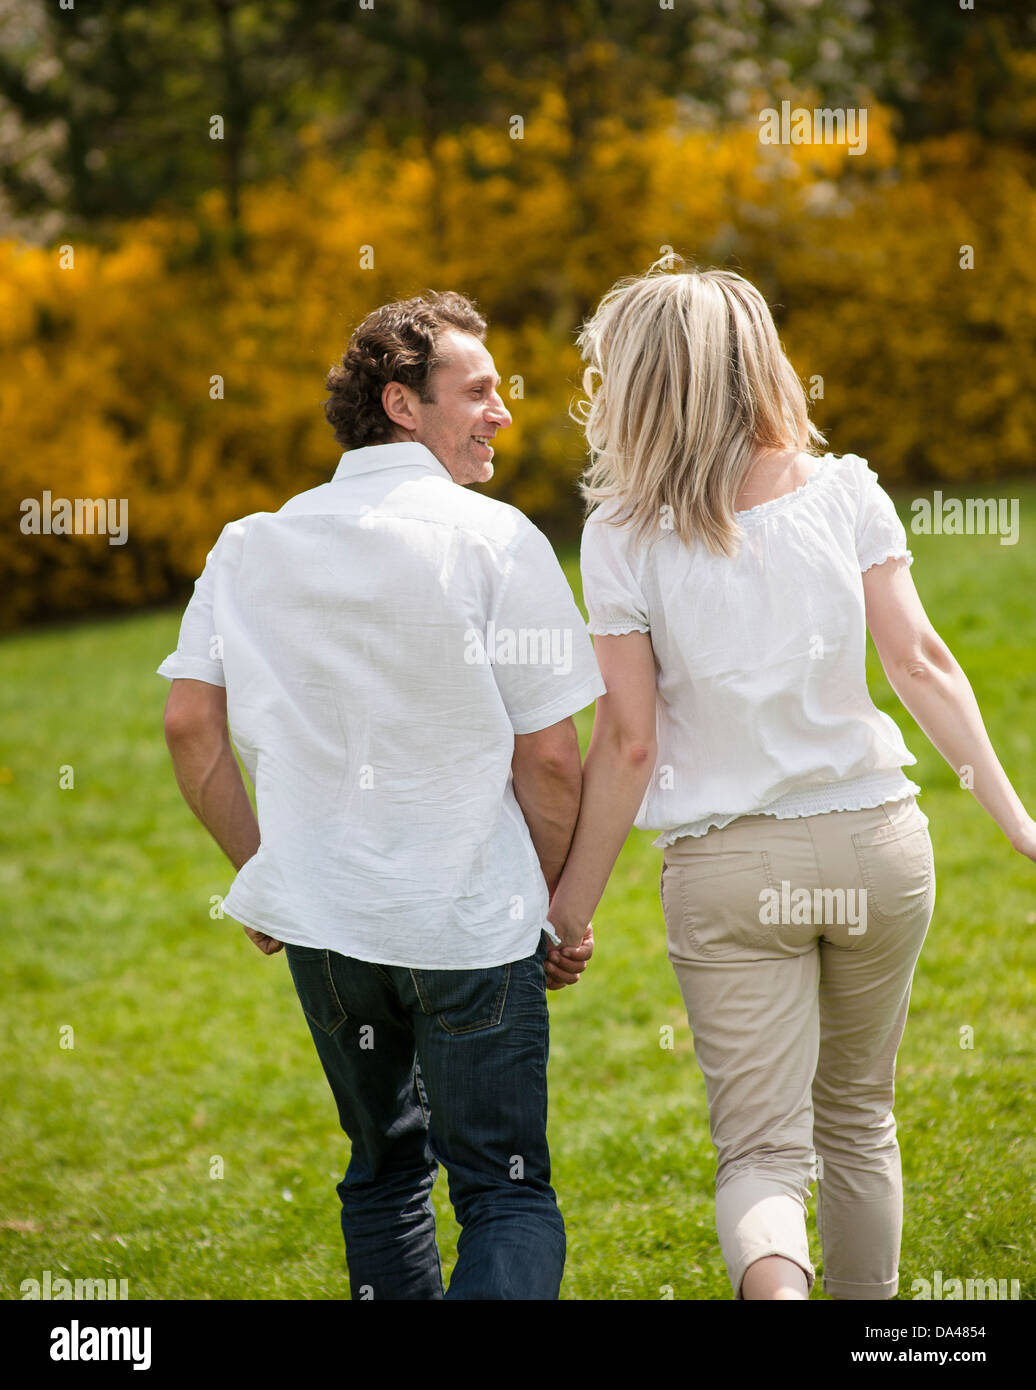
[284,933,565,1300]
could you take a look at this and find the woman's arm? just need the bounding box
[863,556,1036,860]
[546,632,659,947]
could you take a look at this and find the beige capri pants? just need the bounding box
[660,795,935,1299]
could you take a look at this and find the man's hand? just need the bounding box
[243,925,283,955]
[544,924,593,990]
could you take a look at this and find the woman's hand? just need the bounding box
[1009,815,1036,863]
[546,900,592,949]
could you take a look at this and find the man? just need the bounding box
[157,291,604,1300]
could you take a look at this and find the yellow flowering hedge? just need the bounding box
[3,94,1033,630]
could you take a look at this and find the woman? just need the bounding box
[545,262,1036,1300]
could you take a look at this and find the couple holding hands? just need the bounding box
[159,262,1035,1301]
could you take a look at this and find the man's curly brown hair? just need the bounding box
[324,291,488,450]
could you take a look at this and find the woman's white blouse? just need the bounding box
[580,453,922,844]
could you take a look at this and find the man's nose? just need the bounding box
[486,394,512,429]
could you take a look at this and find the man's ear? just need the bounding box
[382,381,419,433]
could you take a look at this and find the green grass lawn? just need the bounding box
[2,486,1034,1301]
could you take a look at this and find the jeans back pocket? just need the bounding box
[408,964,511,1035]
[285,945,349,1036]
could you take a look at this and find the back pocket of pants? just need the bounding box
[851,818,934,926]
[285,946,349,1036]
[409,965,510,1035]
[662,849,777,960]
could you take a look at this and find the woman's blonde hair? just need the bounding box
[573,259,826,555]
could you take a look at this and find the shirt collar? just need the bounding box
[331,441,451,482]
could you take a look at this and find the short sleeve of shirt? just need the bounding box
[490,524,606,735]
[156,536,227,687]
[580,511,651,635]
[853,457,914,573]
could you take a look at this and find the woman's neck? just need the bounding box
[734,447,815,512]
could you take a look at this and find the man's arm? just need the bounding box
[511,716,583,895]
[511,716,593,987]
[163,678,259,869]
[162,679,279,953]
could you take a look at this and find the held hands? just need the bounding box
[543,920,594,990]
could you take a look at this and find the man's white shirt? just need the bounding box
[157,442,605,968]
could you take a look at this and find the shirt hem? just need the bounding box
[510,673,607,734]
[587,622,651,636]
[653,774,922,846]
[860,546,914,573]
[156,657,226,686]
[221,897,553,971]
